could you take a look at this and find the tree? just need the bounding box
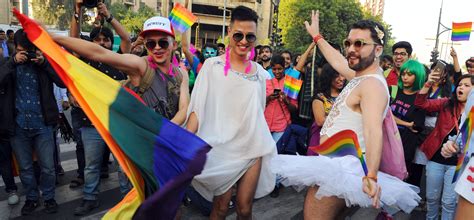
[31,0,73,30]
[279,0,393,55]
[114,3,157,36]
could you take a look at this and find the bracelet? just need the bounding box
[106,14,114,23]
[363,173,378,182]
[424,81,433,88]
[313,34,324,44]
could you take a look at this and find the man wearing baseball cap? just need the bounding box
[53,15,189,216]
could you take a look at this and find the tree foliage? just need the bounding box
[31,0,73,30]
[111,3,157,36]
[279,0,393,55]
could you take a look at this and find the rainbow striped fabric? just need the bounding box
[308,130,368,175]
[169,3,198,33]
[452,107,474,183]
[452,22,472,41]
[13,9,210,219]
[283,75,303,100]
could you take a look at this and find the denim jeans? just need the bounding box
[0,136,18,193]
[82,127,132,200]
[425,161,458,220]
[11,126,56,201]
[71,107,85,179]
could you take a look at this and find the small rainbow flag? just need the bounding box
[452,107,474,183]
[13,9,210,219]
[452,22,472,41]
[169,3,198,33]
[308,130,368,175]
[283,75,303,100]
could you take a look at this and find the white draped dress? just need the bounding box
[187,56,276,201]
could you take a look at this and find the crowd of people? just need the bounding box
[0,2,474,220]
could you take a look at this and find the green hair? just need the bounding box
[398,60,426,91]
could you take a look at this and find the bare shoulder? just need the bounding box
[359,77,387,94]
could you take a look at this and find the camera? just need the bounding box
[26,51,37,60]
[83,0,99,8]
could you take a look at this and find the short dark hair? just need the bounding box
[270,54,285,67]
[259,45,272,54]
[382,54,393,62]
[0,30,4,34]
[13,29,35,50]
[392,41,413,55]
[6,29,14,35]
[90,26,114,47]
[350,20,386,46]
[230,6,258,24]
[217,43,225,49]
[281,50,292,59]
[465,57,474,67]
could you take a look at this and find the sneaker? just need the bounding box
[21,200,38,216]
[7,191,19,205]
[74,199,100,216]
[43,199,58,214]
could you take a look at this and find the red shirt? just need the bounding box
[264,78,298,132]
[386,68,399,86]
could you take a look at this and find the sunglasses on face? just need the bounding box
[232,32,257,43]
[145,38,170,50]
[343,39,378,49]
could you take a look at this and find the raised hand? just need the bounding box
[304,10,320,38]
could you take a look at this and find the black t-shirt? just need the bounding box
[431,125,459,166]
[389,88,426,164]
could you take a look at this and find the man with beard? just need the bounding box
[272,11,421,219]
[258,45,273,70]
[386,41,412,86]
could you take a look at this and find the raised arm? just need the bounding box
[415,70,447,112]
[304,10,355,80]
[53,35,146,77]
[294,42,316,73]
[450,47,461,74]
[181,30,197,68]
[97,2,131,54]
[70,0,82,39]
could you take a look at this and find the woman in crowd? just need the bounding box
[388,60,426,183]
[415,73,474,220]
[308,63,345,146]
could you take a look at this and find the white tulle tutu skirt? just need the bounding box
[272,155,421,213]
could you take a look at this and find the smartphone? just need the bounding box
[273,88,281,95]
[433,60,447,82]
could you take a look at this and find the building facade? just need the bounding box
[359,0,384,17]
[0,0,29,25]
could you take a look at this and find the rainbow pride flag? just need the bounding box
[283,75,303,100]
[169,3,198,33]
[452,107,474,183]
[13,9,210,219]
[308,130,368,175]
[452,22,472,41]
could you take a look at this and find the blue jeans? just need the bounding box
[426,161,458,220]
[271,132,284,143]
[11,126,56,201]
[0,136,17,193]
[82,127,131,200]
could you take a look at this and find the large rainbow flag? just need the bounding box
[452,107,474,183]
[452,22,472,41]
[169,3,197,33]
[13,9,210,219]
[308,130,368,175]
[283,75,303,100]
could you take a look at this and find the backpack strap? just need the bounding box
[120,57,155,97]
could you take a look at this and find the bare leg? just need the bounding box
[303,186,346,220]
[455,196,474,220]
[236,158,262,220]
[210,188,233,220]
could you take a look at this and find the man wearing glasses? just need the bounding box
[386,41,413,86]
[272,11,421,219]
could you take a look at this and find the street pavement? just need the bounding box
[0,141,426,220]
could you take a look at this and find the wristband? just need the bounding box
[313,34,323,44]
[106,14,114,23]
[363,175,377,183]
[424,81,433,88]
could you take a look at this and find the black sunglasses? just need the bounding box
[232,32,257,43]
[343,39,378,49]
[145,39,170,50]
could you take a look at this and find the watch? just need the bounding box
[106,14,114,23]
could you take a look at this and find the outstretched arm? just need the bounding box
[97,2,131,53]
[294,42,316,73]
[53,35,146,77]
[181,30,197,68]
[304,10,355,80]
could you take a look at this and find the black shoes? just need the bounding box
[74,199,100,216]
[21,200,39,215]
[43,199,58,214]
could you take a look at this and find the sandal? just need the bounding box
[69,178,84,188]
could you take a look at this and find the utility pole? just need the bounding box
[222,0,227,41]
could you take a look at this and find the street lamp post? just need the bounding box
[222,0,227,41]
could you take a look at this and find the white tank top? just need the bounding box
[320,73,389,152]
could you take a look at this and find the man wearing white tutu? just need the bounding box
[186,6,276,220]
[272,10,420,219]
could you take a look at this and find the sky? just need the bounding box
[383,0,474,67]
